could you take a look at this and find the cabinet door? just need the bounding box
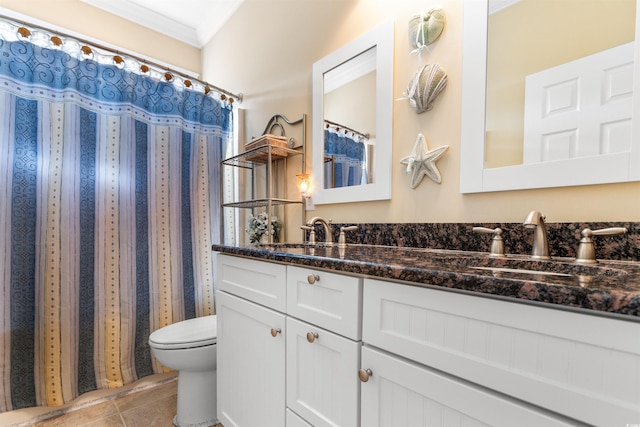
[217,291,286,427]
[286,317,361,427]
[360,346,580,427]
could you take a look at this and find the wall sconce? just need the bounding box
[296,173,311,198]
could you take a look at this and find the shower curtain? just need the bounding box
[324,127,366,188]
[0,31,232,411]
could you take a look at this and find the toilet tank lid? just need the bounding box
[149,315,217,346]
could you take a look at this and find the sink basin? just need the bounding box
[470,266,573,278]
[254,243,627,281]
[447,253,626,280]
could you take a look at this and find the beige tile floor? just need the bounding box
[0,373,223,427]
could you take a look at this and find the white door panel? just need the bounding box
[524,42,634,163]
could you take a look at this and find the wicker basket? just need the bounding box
[244,134,289,162]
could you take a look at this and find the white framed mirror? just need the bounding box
[460,0,640,193]
[312,20,394,204]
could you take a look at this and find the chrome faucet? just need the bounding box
[523,210,550,259]
[306,216,333,245]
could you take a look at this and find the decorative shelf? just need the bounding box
[222,144,303,169]
[220,113,307,245]
[222,198,303,210]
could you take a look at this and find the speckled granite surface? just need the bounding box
[214,222,640,320]
[316,222,640,261]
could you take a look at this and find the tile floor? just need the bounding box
[0,373,223,427]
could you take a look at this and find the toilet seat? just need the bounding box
[149,315,217,350]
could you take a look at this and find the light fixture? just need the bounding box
[296,173,311,198]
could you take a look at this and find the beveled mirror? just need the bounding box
[312,20,394,204]
[460,0,640,193]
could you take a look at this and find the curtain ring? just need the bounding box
[81,45,93,58]
[17,27,31,40]
[50,36,63,47]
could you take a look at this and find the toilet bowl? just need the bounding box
[149,315,217,427]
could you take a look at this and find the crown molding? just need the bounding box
[81,0,200,46]
[489,0,522,14]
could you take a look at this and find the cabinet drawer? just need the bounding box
[286,317,361,427]
[360,346,579,427]
[217,254,286,311]
[287,266,362,340]
[363,278,640,426]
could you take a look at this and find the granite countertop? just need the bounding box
[212,243,640,320]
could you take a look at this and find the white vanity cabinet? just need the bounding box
[217,255,363,427]
[361,278,640,427]
[217,253,640,427]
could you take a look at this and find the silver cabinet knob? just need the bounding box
[306,332,319,343]
[270,328,281,337]
[307,274,320,284]
[358,368,373,382]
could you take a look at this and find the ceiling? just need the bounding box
[83,0,517,47]
[81,0,244,47]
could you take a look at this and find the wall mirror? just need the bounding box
[460,0,640,193]
[312,20,394,204]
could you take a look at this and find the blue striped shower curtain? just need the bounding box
[324,128,365,188]
[0,37,232,411]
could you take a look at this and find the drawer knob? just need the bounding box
[307,274,320,284]
[270,328,281,337]
[358,368,373,383]
[306,332,319,343]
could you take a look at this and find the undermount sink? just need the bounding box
[428,249,627,280]
[254,243,628,282]
[470,266,573,278]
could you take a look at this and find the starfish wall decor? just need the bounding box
[400,133,449,188]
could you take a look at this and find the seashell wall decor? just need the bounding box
[408,8,446,54]
[402,63,448,114]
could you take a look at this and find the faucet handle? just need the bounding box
[338,226,358,248]
[575,227,627,264]
[472,227,505,257]
[300,225,316,244]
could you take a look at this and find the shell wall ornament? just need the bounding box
[402,63,448,114]
[408,8,446,54]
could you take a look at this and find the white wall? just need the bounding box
[201,0,640,224]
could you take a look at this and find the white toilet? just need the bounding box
[149,315,218,427]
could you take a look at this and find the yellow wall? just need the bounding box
[2,1,639,225]
[202,0,640,224]
[0,0,201,73]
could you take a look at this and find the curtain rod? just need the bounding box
[0,13,243,104]
[324,119,369,140]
